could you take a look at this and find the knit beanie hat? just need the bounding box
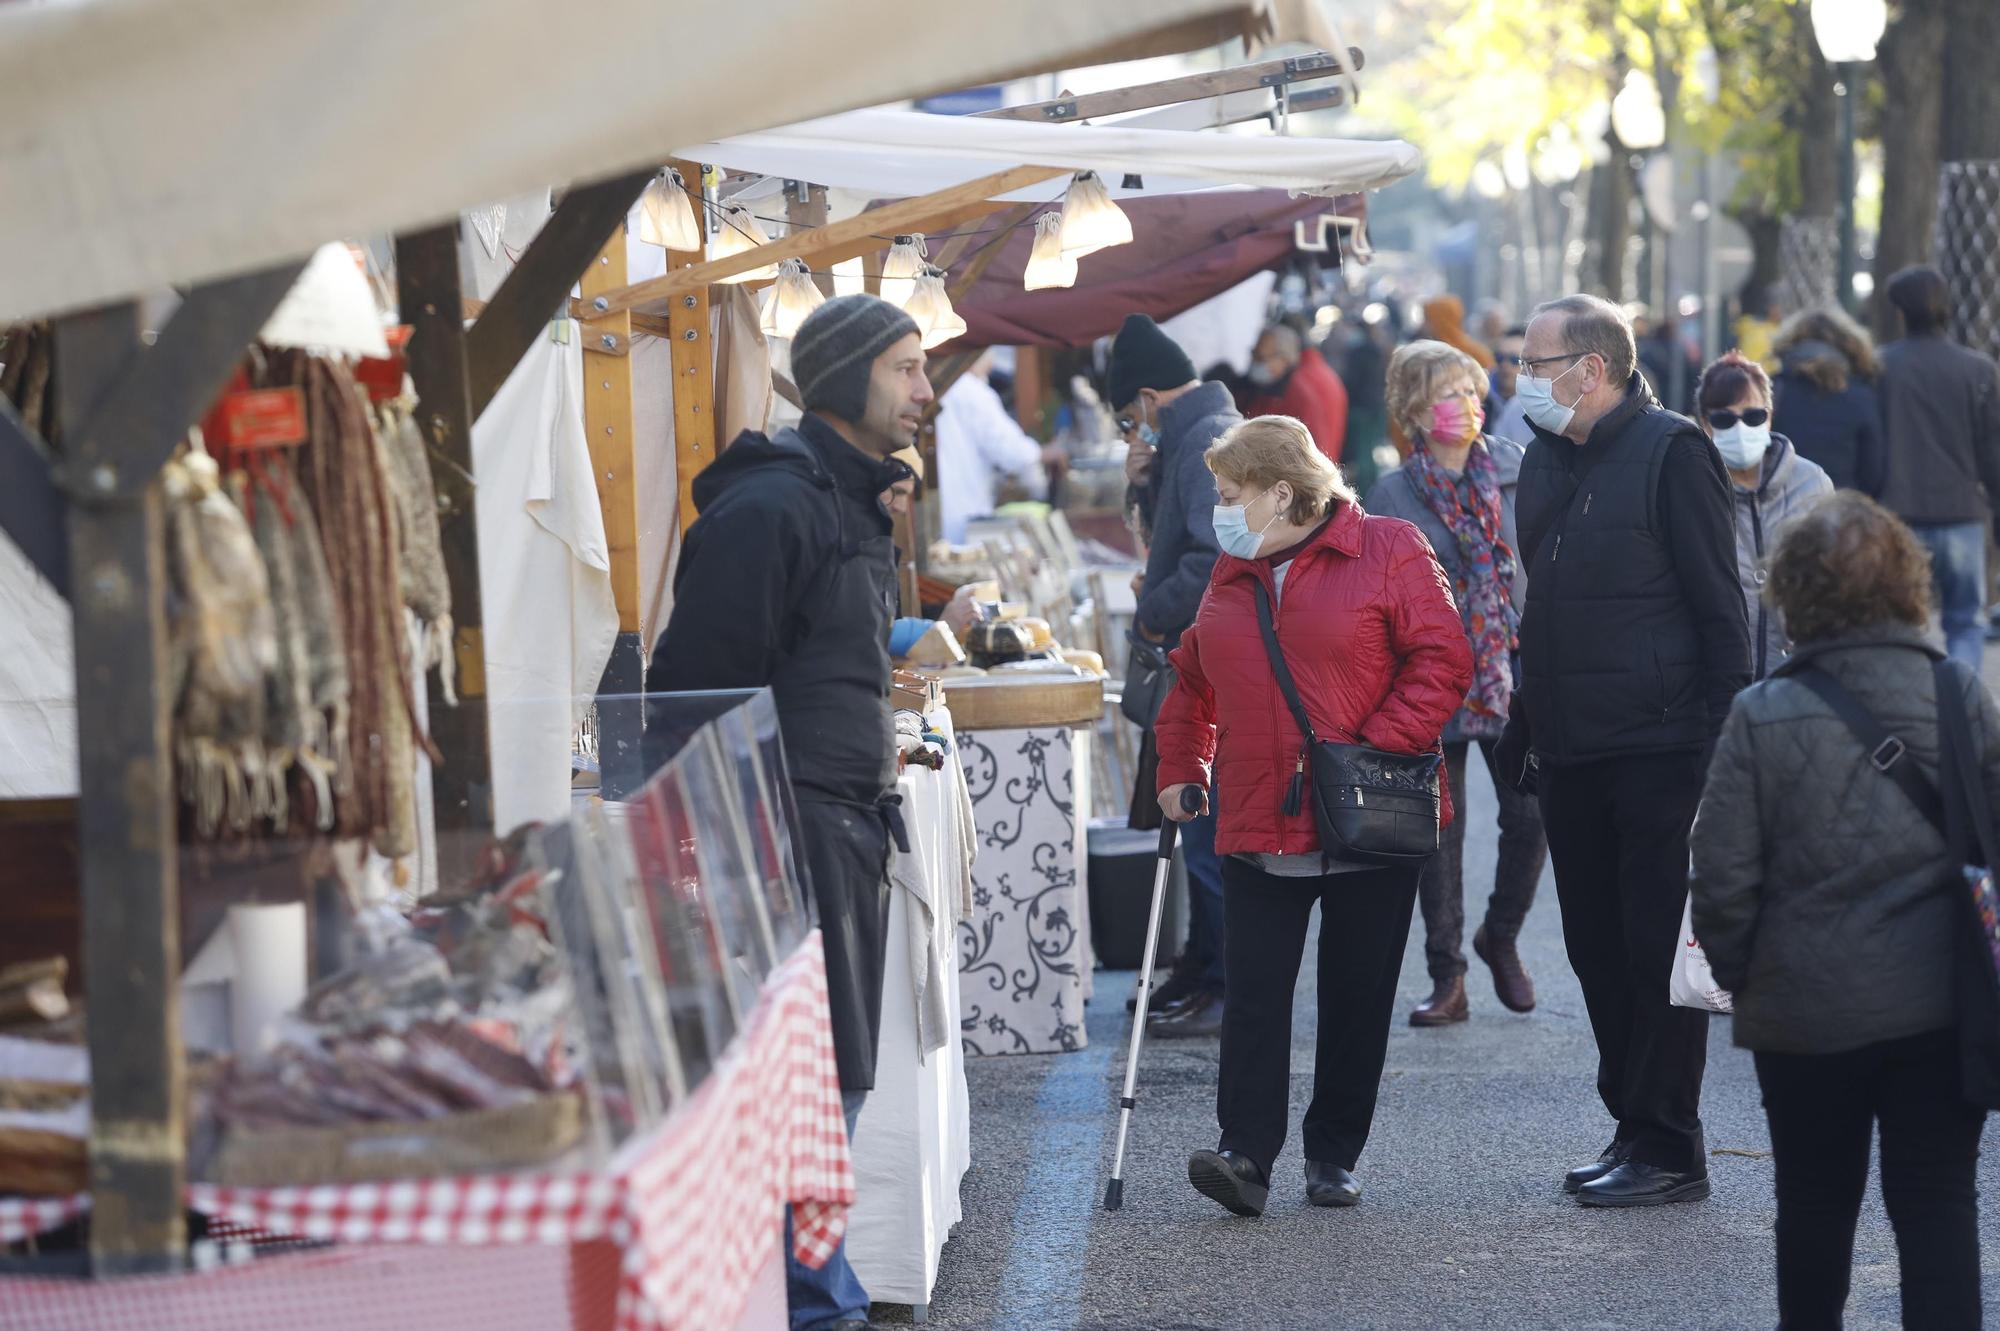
[1107,314,1197,413]
[792,295,921,424]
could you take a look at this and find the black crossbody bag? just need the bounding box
[1250,580,1441,868]
[1794,658,2000,1111]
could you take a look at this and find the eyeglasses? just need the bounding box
[1495,353,1523,366]
[1115,415,1138,436]
[1519,349,1589,373]
[1705,407,1770,430]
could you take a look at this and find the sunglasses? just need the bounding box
[1706,407,1770,430]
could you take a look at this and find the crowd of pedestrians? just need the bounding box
[1115,270,2000,1325]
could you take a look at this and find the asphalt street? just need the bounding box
[880,735,2000,1331]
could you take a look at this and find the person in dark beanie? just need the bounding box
[645,293,928,1331]
[1875,265,2000,668]
[1112,313,1240,1039]
[1498,293,1750,1208]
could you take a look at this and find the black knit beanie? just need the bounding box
[792,295,921,424]
[1107,314,1197,413]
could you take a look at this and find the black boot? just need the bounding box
[1304,1161,1362,1208]
[1148,989,1223,1039]
[1563,1138,1631,1194]
[1188,1149,1269,1217]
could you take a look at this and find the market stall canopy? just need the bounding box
[942,191,1351,348]
[689,107,1420,203]
[0,0,1343,324]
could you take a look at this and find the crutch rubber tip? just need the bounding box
[1103,1179,1124,1211]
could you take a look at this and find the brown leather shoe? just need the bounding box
[1474,926,1537,1013]
[1409,975,1468,1026]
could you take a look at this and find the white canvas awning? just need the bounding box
[0,0,1344,324]
[693,107,1421,204]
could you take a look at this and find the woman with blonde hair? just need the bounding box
[1154,413,1470,1217]
[1367,340,1547,1025]
[1770,306,1885,493]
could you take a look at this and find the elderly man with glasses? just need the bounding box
[1496,294,1750,1209]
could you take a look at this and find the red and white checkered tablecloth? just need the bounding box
[0,932,852,1331]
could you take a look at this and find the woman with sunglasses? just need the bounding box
[1696,351,1834,680]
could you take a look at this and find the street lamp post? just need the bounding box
[1810,0,1887,314]
[1613,69,1676,404]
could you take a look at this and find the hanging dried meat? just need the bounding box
[375,388,455,703]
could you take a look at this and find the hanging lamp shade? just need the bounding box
[636,167,700,251]
[880,233,929,308]
[903,266,966,350]
[759,258,825,339]
[831,256,867,298]
[1057,171,1132,258]
[709,202,778,282]
[1023,211,1078,291]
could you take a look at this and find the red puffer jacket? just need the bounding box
[1154,501,1473,856]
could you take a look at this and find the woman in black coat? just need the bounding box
[1691,492,2000,1330]
[1769,308,1886,494]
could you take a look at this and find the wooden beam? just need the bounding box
[595,165,1067,315]
[579,228,649,800]
[465,168,653,420]
[59,302,183,1276]
[786,184,834,298]
[666,160,717,539]
[396,226,493,880]
[67,263,305,501]
[0,399,67,592]
[978,49,1360,123]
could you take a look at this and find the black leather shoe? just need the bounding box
[1304,1161,1362,1207]
[1148,989,1223,1039]
[1563,1139,1631,1194]
[1188,1149,1269,1217]
[1576,1160,1712,1208]
[1128,953,1200,1014]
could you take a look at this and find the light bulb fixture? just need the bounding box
[1609,69,1666,151]
[636,167,700,251]
[880,234,929,308]
[759,258,825,340]
[1023,212,1078,291]
[903,266,967,350]
[709,202,778,282]
[1057,171,1132,258]
[832,257,866,297]
[1810,0,1886,63]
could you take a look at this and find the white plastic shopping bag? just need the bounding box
[1668,894,1733,1013]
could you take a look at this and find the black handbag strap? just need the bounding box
[1794,665,1947,837]
[1936,658,1997,871]
[1250,579,1318,750]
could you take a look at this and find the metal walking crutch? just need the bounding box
[1104,783,1205,1211]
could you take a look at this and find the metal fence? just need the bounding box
[1777,214,1839,315]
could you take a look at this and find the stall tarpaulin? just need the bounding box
[0,0,1347,324]
[950,191,1349,349]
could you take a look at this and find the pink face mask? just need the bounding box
[1430,395,1485,446]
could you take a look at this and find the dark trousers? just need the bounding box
[1538,751,1710,1170]
[795,798,891,1094]
[1419,738,1548,981]
[1755,1030,1985,1331]
[1217,856,1419,1178]
[1180,807,1227,991]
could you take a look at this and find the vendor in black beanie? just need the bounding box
[645,292,929,1331]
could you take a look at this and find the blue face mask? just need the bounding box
[1516,356,1588,434]
[1134,397,1161,449]
[1212,488,1281,559]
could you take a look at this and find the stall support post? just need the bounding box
[786,184,833,297]
[397,225,495,885]
[668,159,716,537]
[580,228,647,798]
[59,303,184,1276]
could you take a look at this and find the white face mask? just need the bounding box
[1713,421,1772,470]
[1516,356,1589,434]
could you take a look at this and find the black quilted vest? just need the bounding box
[1515,377,1709,763]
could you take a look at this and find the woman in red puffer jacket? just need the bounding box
[1154,414,1471,1221]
